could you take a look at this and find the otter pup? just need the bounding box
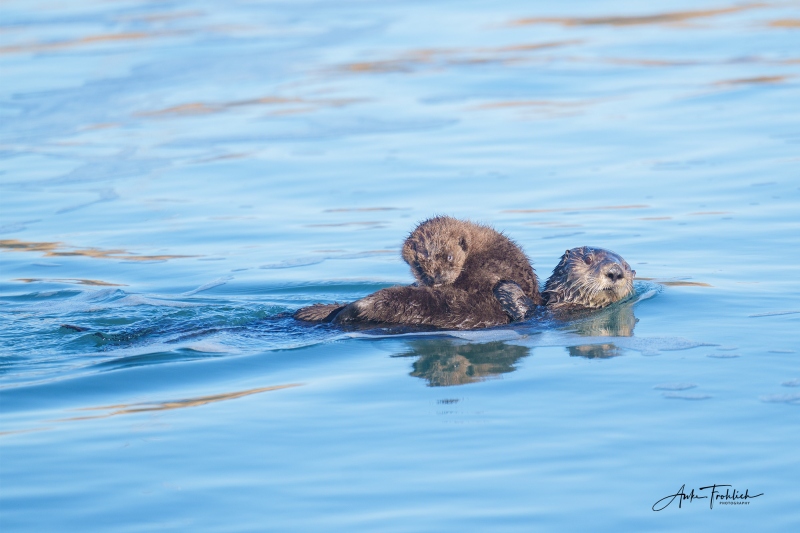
[294,217,542,328]
[543,246,635,310]
[401,216,542,319]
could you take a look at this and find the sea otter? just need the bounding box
[401,217,540,299]
[542,246,635,310]
[293,217,541,328]
[401,216,541,319]
[294,230,635,329]
[293,286,519,329]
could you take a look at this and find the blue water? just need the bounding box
[2,0,799,530]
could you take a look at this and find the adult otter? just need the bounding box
[294,288,518,329]
[543,246,635,310]
[293,217,541,328]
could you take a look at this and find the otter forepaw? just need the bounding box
[294,303,346,322]
[493,281,536,322]
[331,297,371,324]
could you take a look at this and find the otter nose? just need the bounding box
[606,265,624,282]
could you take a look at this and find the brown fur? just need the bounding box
[331,285,511,329]
[543,246,635,310]
[293,303,345,322]
[294,217,541,329]
[401,216,542,305]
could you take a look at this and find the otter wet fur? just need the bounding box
[293,285,517,330]
[331,284,520,330]
[401,216,542,307]
[543,246,635,310]
[293,216,542,329]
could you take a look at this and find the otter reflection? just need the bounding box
[561,296,638,337]
[567,343,621,359]
[558,295,638,359]
[395,340,530,387]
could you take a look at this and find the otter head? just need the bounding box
[402,217,470,287]
[543,246,635,309]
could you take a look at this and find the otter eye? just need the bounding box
[584,256,593,265]
[447,255,453,262]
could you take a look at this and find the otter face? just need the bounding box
[544,246,635,309]
[402,225,469,287]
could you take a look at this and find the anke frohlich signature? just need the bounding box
[652,484,763,511]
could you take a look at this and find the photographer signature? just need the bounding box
[652,484,763,511]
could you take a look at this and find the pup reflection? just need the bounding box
[395,340,530,387]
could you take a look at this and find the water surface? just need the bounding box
[2,0,799,531]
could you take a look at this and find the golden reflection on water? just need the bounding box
[658,281,713,287]
[80,122,121,131]
[0,239,196,262]
[15,278,126,287]
[637,277,712,287]
[192,152,251,164]
[58,384,303,422]
[0,427,54,437]
[0,31,181,55]
[138,96,364,118]
[504,205,649,213]
[304,221,387,228]
[510,4,768,27]
[714,75,791,86]
[471,99,588,110]
[600,57,698,67]
[469,99,591,118]
[115,10,203,23]
[525,221,583,228]
[340,40,581,74]
[768,19,800,28]
[324,207,406,212]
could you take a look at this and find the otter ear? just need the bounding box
[458,236,468,252]
[564,249,570,258]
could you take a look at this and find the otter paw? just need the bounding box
[331,299,369,324]
[493,281,536,322]
[294,303,346,322]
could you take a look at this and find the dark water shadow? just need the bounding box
[394,340,530,387]
[92,349,231,371]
